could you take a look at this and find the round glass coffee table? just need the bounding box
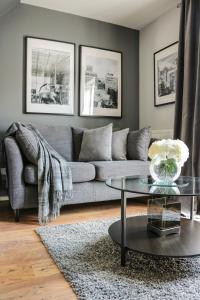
[106,176,200,266]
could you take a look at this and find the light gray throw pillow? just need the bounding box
[112,128,129,160]
[79,124,113,162]
[127,127,151,161]
[16,125,38,165]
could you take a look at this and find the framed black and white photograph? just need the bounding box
[154,42,178,107]
[79,46,122,117]
[25,37,75,115]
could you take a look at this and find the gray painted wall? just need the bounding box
[0,3,139,135]
[139,7,180,131]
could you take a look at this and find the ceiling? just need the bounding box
[1,0,178,30]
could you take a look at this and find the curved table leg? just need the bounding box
[121,191,127,266]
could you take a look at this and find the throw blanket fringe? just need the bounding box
[4,122,73,225]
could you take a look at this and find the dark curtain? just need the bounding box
[174,0,200,176]
[174,0,200,212]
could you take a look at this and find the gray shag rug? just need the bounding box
[36,218,200,300]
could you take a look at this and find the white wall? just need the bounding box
[139,7,180,133]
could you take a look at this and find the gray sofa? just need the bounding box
[4,124,150,221]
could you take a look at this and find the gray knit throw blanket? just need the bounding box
[5,123,73,225]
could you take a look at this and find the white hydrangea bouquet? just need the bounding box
[148,139,189,184]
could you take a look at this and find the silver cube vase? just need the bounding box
[147,197,181,236]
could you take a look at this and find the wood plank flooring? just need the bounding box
[0,200,147,300]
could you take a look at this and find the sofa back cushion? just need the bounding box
[112,128,129,160]
[79,124,113,162]
[127,127,151,161]
[33,124,73,161]
[73,126,130,161]
[72,127,86,161]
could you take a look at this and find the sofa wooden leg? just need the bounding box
[14,209,20,222]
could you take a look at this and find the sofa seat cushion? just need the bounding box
[70,162,95,182]
[24,162,96,185]
[91,160,150,181]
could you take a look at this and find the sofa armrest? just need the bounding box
[4,136,26,209]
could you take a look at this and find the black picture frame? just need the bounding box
[79,45,123,118]
[24,36,76,116]
[154,41,178,107]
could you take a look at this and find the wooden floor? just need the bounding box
[0,200,147,300]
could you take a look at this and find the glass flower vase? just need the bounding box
[150,156,181,185]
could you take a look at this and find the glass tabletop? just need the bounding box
[106,176,200,197]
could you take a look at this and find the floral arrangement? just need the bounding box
[148,139,189,183]
[148,139,189,167]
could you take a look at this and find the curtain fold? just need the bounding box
[174,0,200,212]
[174,0,200,177]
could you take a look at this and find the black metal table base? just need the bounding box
[112,192,196,266]
[109,215,200,264]
[121,191,127,266]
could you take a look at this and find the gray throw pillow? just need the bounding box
[16,125,38,165]
[127,127,151,161]
[72,127,86,161]
[112,128,129,160]
[79,124,113,162]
